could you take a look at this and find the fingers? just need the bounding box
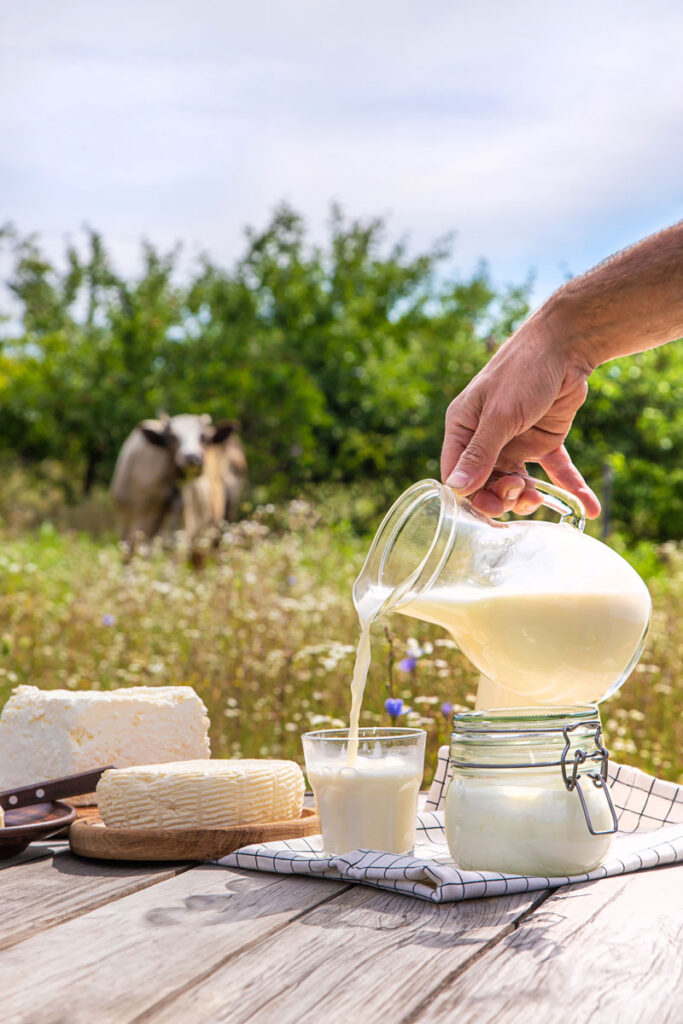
[440,399,474,485]
[442,408,513,497]
[488,473,526,504]
[468,473,526,517]
[469,490,506,517]
[510,487,543,515]
[470,482,543,518]
[541,446,601,518]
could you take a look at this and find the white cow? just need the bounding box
[111,413,247,560]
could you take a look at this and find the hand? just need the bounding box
[440,311,601,518]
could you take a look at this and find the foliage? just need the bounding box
[570,347,683,540]
[0,207,527,502]
[0,206,681,541]
[0,513,680,785]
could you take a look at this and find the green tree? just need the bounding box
[571,344,683,540]
[0,228,183,491]
[184,203,529,492]
[1,206,679,543]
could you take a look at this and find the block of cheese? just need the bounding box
[0,685,211,804]
[0,806,3,828]
[96,759,305,829]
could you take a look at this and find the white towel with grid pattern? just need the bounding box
[220,748,683,902]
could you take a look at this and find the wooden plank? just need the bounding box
[409,862,683,1024]
[138,883,550,1024]
[0,840,68,872]
[0,865,352,1024]
[0,850,193,951]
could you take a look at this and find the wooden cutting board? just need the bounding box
[69,807,320,862]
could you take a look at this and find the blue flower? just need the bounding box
[398,655,418,673]
[441,701,454,719]
[101,614,115,627]
[385,697,411,718]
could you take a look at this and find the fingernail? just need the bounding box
[516,499,538,514]
[446,470,471,490]
[504,484,524,500]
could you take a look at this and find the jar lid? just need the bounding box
[450,705,602,766]
[451,704,600,737]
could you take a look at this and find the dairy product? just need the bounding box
[0,806,4,828]
[445,769,613,875]
[97,759,305,829]
[352,488,651,717]
[398,584,651,708]
[347,621,372,763]
[0,686,211,803]
[348,571,650,718]
[307,753,422,854]
[347,586,398,763]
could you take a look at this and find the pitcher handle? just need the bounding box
[521,475,586,532]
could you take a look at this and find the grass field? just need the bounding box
[0,498,681,786]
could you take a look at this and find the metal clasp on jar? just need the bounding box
[561,722,619,836]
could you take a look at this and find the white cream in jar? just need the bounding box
[444,707,617,876]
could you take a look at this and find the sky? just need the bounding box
[1,0,682,309]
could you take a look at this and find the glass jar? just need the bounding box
[353,478,651,709]
[445,706,618,876]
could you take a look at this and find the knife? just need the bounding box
[0,766,116,810]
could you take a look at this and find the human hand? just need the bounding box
[440,311,601,518]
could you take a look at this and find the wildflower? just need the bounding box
[398,655,418,672]
[101,614,115,627]
[385,697,411,720]
[441,701,454,720]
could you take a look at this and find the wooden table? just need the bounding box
[2,834,682,1024]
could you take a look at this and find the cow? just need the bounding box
[110,413,247,561]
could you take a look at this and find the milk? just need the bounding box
[397,583,651,707]
[315,581,422,852]
[327,595,422,852]
[347,619,373,764]
[445,769,614,875]
[307,753,422,855]
[348,573,650,735]
[339,529,647,858]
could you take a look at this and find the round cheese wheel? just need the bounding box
[96,759,305,829]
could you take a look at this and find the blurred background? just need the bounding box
[0,0,681,780]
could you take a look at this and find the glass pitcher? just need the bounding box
[353,478,651,709]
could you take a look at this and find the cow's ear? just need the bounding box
[139,419,169,447]
[209,419,240,444]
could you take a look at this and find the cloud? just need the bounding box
[1,0,681,303]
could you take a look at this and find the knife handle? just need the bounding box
[0,766,116,809]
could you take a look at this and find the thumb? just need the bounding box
[445,417,511,494]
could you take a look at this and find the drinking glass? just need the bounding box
[302,727,426,855]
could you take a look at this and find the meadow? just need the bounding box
[0,485,681,786]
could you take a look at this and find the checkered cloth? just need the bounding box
[220,747,683,902]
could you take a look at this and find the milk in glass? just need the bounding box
[307,751,422,855]
[305,589,424,855]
